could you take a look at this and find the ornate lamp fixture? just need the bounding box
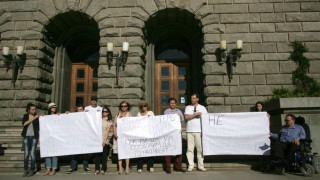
[219,40,243,82]
[106,42,129,86]
[1,46,26,87]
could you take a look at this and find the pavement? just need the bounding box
[0,170,319,180]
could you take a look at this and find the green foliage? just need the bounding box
[266,41,320,102]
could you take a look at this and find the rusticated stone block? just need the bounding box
[154,0,166,10]
[253,61,279,74]
[187,0,205,13]
[225,24,249,33]
[121,28,143,37]
[98,88,119,98]
[225,97,240,105]
[205,97,224,105]
[204,34,220,44]
[289,32,320,42]
[302,22,320,32]
[127,17,144,28]
[86,0,106,17]
[196,5,213,19]
[240,53,264,61]
[15,90,40,100]
[79,0,92,12]
[286,13,319,22]
[250,23,275,33]
[0,108,13,121]
[208,0,232,4]
[10,1,37,12]
[201,14,219,26]
[98,78,114,88]
[21,31,41,40]
[208,106,232,113]
[252,43,277,53]
[131,7,149,21]
[263,33,288,42]
[266,74,292,85]
[98,18,115,29]
[274,3,300,12]
[108,0,136,7]
[1,31,20,40]
[221,33,261,43]
[37,0,56,18]
[213,4,248,14]
[249,4,273,13]
[232,105,252,112]
[230,85,255,96]
[276,23,301,32]
[136,0,158,15]
[301,2,320,12]
[0,90,15,100]
[203,54,218,62]
[12,108,26,121]
[202,62,227,75]
[32,11,48,25]
[19,67,40,79]
[305,53,320,60]
[265,53,290,61]
[279,61,297,73]
[240,75,266,85]
[0,101,9,108]
[12,12,33,21]
[277,43,291,53]
[119,64,144,77]
[15,22,26,31]
[256,85,281,96]
[220,14,259,23]
[203,24,225,34]
[204,86,229,97]
[0,22,14,32]
[121,77,144,88]
[241,96,267,105]
[310,60,320,73]
[224,75,239,86]
[260,13,285,23]
[119,88,144,99]
[27,21,42,31]
[204,75,223,86]
[305,42,320,52]
[99,28,119,37]
[233,62,253,75]
[127,47,144,57]
[0,80,11,90]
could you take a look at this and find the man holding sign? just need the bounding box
[184,93,208,172]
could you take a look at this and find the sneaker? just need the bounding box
[198,167,207,172]
[84,168,90,172]
[137,169,142,173]
[67,169,74,174]
[22,170,28,177]
[186,167,193,172]
[149,168,154,172]
[27,170,34,177]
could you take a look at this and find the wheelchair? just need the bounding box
[272,116,320,177]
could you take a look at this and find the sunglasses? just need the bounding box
[142,105,147,107]
[103,111,109,113]
[194,107,197,113]
[121,105,128,108]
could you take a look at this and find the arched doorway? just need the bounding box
[42,11,100,112]
[144,8,204,115]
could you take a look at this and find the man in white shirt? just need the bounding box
[184,93,208,172]
[85,96,102,112]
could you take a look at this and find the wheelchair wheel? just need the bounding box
[301,164,315,177]
[312,157,320,174]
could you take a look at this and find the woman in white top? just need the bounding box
[136,101,155,173]
[113,101,132,174]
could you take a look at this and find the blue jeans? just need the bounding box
[24,136,38,171]
[45,157,58,170]
[71,154,89,170]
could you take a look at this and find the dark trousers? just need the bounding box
[273,140,300,163]
[94,145,109,171]
[137,157,154,170]
[165,154,182,171]
[70,154,88,170]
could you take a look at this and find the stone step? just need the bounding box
[0,133,21,137]
[0,138,23,144]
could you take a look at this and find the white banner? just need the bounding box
[117,114,182,160]
[202,112,270,155]
[39,112,102,157]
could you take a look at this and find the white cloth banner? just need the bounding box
[39,112,102,158]
[202,112,270,155]
[117,114,182,160]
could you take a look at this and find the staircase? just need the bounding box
[0,121,256,174]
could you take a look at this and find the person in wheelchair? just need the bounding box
[270,114,306,165]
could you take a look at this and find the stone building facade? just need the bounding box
[0,0,320,121]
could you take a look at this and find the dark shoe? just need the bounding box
[22,170,28,177]
[175,169,186,173]
[84,168,90,172]
[67,169,74,174]
[27,170,34,177]
[165,169,171,174]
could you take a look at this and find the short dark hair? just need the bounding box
[118,101,131,111]
[168,98,177,103]
[191,93,199,98]
[26,103,36,113]
[76,105,84,110]
[286,114,296,121]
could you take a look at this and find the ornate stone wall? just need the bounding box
[0,0,319,121]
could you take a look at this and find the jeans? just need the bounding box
[45,157,58,170]
[23,136,38,171]
[186,132,204,169]
[71,154,89,170]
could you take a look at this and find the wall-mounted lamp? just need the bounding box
[1,46,26,87]
[219,40,243,82]
[106,42,129,86]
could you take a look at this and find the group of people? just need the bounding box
[21,95,308,177]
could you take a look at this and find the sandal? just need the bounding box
[95,170,100,175]
[99,170,105,175]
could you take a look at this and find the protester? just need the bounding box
[21,103,40,177]
[184,93,207,172]
[43,103,59,176]
[270,114,306,164]
[94,106,112,175]
[85,96,102,112]
[164,98,186,174]
[113,101,132,174]
[67,105,90,174]
[136,101,155,173]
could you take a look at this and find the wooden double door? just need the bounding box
[155,60,191,115]
[69,63,98,111]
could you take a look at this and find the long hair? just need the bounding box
[47,107,57,115]
[118,101,131,111]
[102,106,112,121]
[138,101,150,112]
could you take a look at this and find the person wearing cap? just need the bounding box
[43,103,59,176]
[85,96,102,112]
